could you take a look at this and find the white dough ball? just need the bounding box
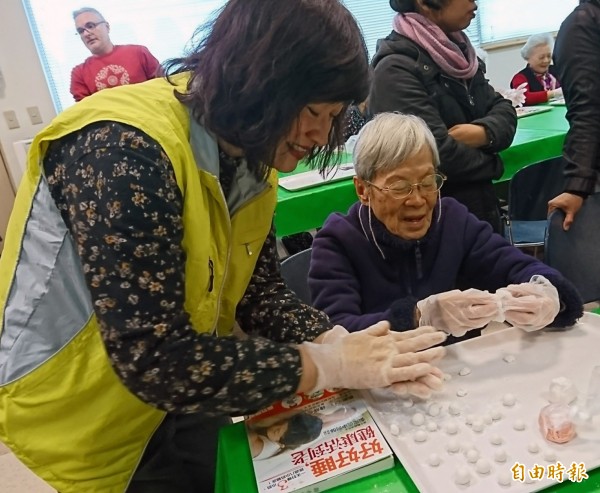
[454,467,471,485]
[543,449,557,462]
[476,458,491,474]
[448,402,461,416]
[444,421,459,435]
[426,421,438,432]
[414,430,428,442]
[402,398,414,408]
[528,442,540,454]
[427,402,442,417]
[502,393,516,407]
[472,419,485,432]
[389,423,401,436]
[513,419,526,431]
[494,450,507,463]
[411,412,425,426]
[447,439,460,453]
[490,434,503,446]
[428,453,441,467]
[503,354,516,363]
[466,449,480,463]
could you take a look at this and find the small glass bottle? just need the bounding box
[538,403,576,444]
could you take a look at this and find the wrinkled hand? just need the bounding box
[497,275,560,332]
[417,289,501,337]
[301,322,447,393]
[548,192,585,230]
[448,124,488,148]
[549,87,563,100]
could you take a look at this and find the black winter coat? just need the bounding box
[554,0,600,196]
[369,31,517,185]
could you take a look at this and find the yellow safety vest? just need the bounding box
[0,74,277,493]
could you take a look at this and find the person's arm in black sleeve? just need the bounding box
[236,227,333,344]
[471,83,517,153]
[555,11,600,195]
[44,122,306,417]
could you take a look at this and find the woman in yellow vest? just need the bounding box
[0,1,447,491]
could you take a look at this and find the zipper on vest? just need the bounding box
[245,243,253,256]
[208,258,214,292]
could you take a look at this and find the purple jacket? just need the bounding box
[308,198,582,333]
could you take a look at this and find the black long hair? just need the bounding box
[164,0,370,179]
[390,0,449,13]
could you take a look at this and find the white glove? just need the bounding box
[499,83,527,107]
[417,289,502,337]
[301,322,447,393]
[496,275,560,332]
[389,366,445,399]
[549,87,563,100]
[319,325,350,344]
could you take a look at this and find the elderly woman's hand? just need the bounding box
[417,289,502,337]
[496,275,560,332]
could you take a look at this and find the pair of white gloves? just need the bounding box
[301,323,447,399]
[417,275,561,338]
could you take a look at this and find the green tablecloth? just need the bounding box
[274,106,569,237]
[517,105,568,132]
[215,421,600,493]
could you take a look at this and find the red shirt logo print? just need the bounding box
[95,64,130,90]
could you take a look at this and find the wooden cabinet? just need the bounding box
[0,151,16,255]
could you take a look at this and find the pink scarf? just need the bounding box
[393,13,478,80]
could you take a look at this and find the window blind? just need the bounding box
[23,0,226,113]
[23,0,580,113]
[476,0,578,45]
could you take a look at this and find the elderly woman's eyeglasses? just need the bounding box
[75,21,107,35]
[365,173,446,200]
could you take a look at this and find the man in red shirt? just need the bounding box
[70,7,161,102]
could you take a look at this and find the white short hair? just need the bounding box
[521,33,554,60]
[353,112,440,182]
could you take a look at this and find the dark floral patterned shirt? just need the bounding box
[43,121,332,416]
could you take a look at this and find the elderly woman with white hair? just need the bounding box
[510,32,562,106]
[308,113,583,343]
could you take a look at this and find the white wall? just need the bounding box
[0,0,523,190]
[483,45,527,92]
[0,0,56,189]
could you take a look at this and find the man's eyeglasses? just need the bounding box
[75,21,107,36]
[365,173,446,200]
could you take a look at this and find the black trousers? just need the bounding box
[126,413,232,493]
[442,180,503,235]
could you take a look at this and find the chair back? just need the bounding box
[545,193,600,304]
[280,248,312,304]
[508,156,567,221]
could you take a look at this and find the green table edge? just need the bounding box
[216,420,600,493]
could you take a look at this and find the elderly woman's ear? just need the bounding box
[354,176,370,205]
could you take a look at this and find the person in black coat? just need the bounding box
[369,0,517,234]
[548,0,600,230]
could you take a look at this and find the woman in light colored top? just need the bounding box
[510,33,562,106]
